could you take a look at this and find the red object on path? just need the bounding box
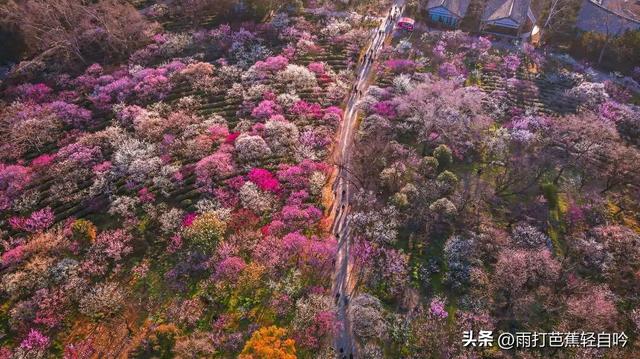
[397,17,415,31]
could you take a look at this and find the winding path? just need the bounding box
[330,2,405,357]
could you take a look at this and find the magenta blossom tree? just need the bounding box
[248,168,281,193]
[9,207,55,233]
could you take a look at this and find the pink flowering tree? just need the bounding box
[438,62,463,79]
[195,150,236,191]
[429,297,449,319]
[501,54,521,76]
[47,101,92,128]
[248,168,281,193]
[98,229,134,261]
[384,59,416,74]
[19,329,50,353]
[278,232,336,278]
[6,83,53,103]
[254,55,289,73]
[213,256,247,283]
[289,100,323,121]
[292,294,337,351]
[371,101,397,118]
[0,102,65,161]
[276,160,330,191]
[8,207,55,233]
[251,100,282,120]
[0,164,31,210]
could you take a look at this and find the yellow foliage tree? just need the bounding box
[239,326,296,359]
[71,219,97,244]
[183,212,226,252]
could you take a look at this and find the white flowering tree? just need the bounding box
[276,64,318,93]
[235,134,272,164]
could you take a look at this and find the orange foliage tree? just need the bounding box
[239,326,296,359]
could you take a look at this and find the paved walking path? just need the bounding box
[330,2,405,357]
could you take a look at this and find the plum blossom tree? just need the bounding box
[252,100,283,120]
[19,328,50,354]
[510,223,550,249]
[349,197,400,245]
[0,102,64,161]
[276,64,318,93]
[263,117,299,157]
[438,62,463,79]
[278,204,323,232]
[493,248,560,304]
[235,134,272,164]
[548,112,640,193]
[8,207,55,233]
[254,55,290,73]
[79,282,125,318]
[289,100,323,121]
[384,59,416,74]
[213,256,246,283]
[0,164,31,211]
[248,168,281,193]
[6,83,53,103]
[373,247,410,299]
[501,54,521,76]
[111,137,162,184]
[93,229,134,263]
[392,79,488,156]
[392,74,412,94]
[566,82,609,111]
[349,294,388,341]
[291,294,336,350]
[177,61,216,90]
[573,225,640,296]
[229,30,272,69]
[429,297,449,319]
[239,182,276,214]
[47,101,92,128]
[182,212,227,253]
[444,234,475,291]
[566,284,619,330]
[195,150,236,190]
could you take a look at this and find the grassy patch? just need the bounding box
[541,182,566,257]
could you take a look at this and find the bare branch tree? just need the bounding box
[0,0,156,68]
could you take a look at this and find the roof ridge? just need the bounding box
[507,0,516,17]
[588,0,640,23]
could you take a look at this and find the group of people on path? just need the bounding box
[352,4,403,99]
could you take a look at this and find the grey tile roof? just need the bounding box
[481,0,532,23]
[576,0,640,34]
[426,0,472,17]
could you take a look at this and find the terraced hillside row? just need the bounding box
[479,63,582,115]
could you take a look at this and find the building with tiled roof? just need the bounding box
[426,0,472,27]
[576,0,640,35]
[480,0,541,38]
